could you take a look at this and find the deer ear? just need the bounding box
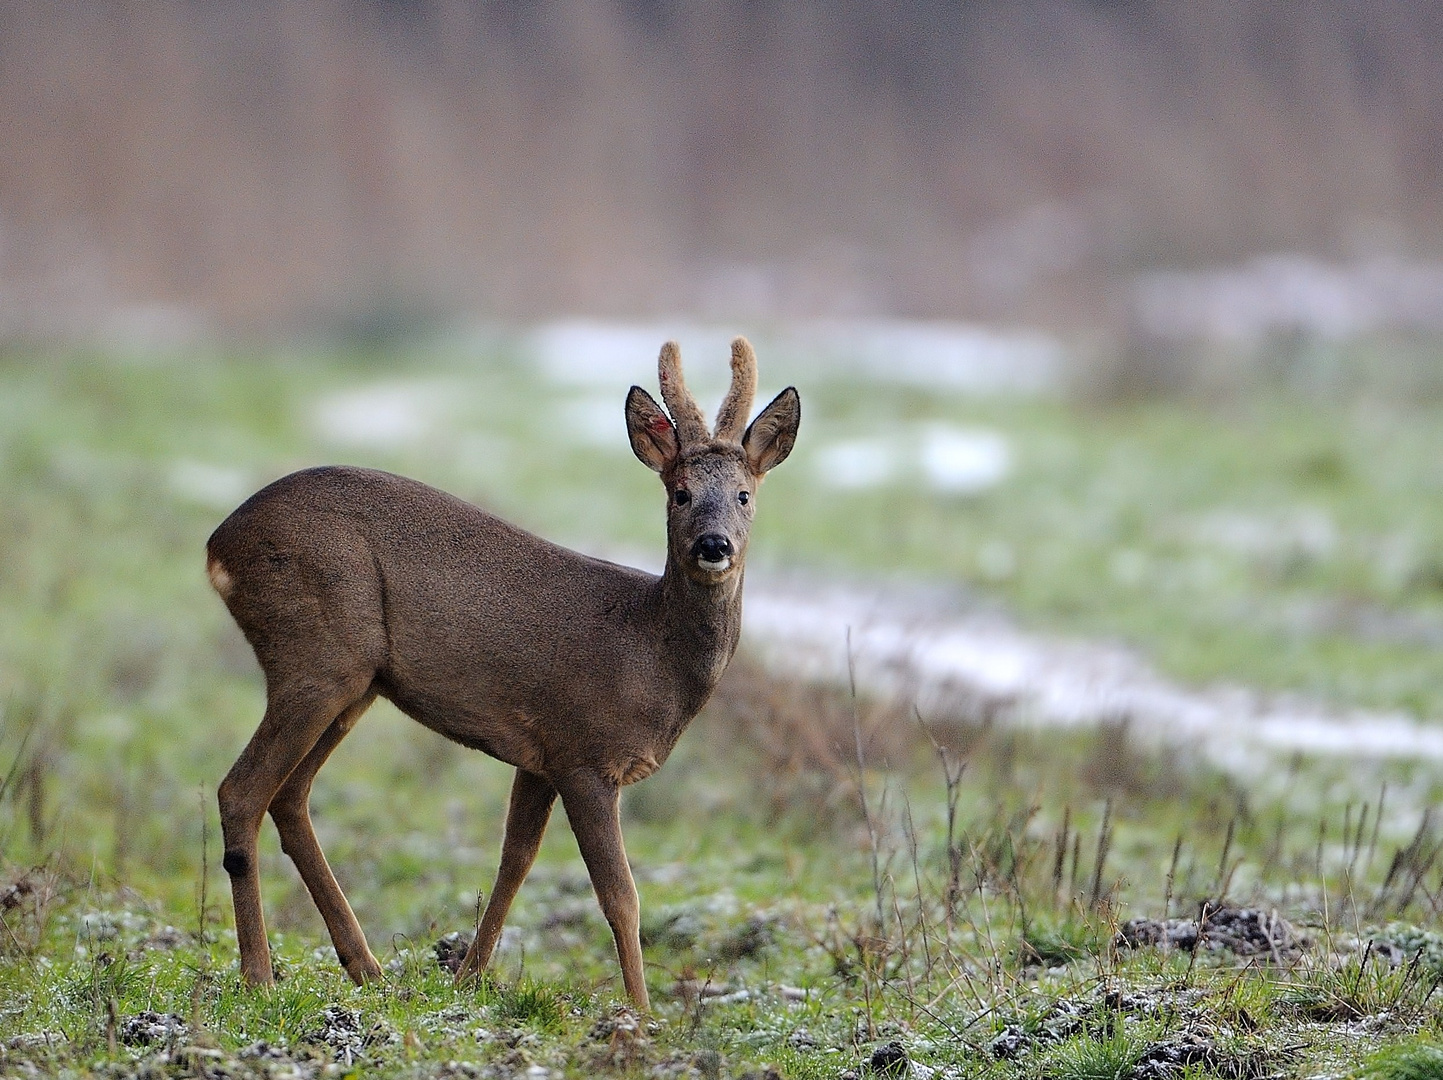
[742,387,800,475]
[625,386,678,472]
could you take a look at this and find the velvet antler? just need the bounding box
[713,336,758,444]
[657,341,710,447]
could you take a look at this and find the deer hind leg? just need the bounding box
[268,691,380,984]
[456,768,556,983]
[554,770,649,1009]
[217,673,372,987]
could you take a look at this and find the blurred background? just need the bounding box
[3,0,1443,930]
[3,0,1443,347]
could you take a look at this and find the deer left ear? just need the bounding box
[626,386,678,472]
[742,387,800,475]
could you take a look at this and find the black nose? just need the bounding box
[692,534,734,562]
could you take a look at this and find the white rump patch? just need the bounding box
[206,557,233,599]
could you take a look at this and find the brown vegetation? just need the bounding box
[1,2,1440,336]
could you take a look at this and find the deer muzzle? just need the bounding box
[692,534,735,572]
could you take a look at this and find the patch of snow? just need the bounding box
[527,318,1067,396]
[813,426,1011,493]
[100,304,210,352]
[794,320,1065,393]
[920,426,1011,493]
[814,438,903,490]
[530,320,734,390]
[741,576,1443,773]
[556,394,627,448]
[1191,508,1337,560]
[167,460,251,510]
[496,925,524,958]
[313,381,447,448]
[978,540,1018,580]
[967,203,1093,299]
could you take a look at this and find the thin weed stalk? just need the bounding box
[1366,783,1386,874]
[1163,835,1182,918]
[1088,799,1113,911]
[847,630,888,938]
[1213,816,1235,900]
[1054,806,1071,907]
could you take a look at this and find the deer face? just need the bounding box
[665,446,755,581]
[624,340,800,586]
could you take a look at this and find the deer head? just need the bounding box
[625,337,800,583]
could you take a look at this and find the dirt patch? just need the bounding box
[590,1006,649,1068]
[1130,1033,1218,1080]
[1132,1032,1278,1080]
[991,985,1284,1080]
[434,930,473,974]
[866,1040,911,1076]
[0,871,43,913]
[235,1041,322,1078]
[990,998,1089,1059]
[0,868,57,951]
[716,915,776,960]
[135,925,188,951]
[118,1010,189,1047]
[1118,904,1305,960]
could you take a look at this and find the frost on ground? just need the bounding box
[741,575,1443,780]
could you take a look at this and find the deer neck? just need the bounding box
[656,557,744,714]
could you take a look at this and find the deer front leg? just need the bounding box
[555,769,648,1009]
[456,769,557,983]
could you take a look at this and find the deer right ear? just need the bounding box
[625,386,678,472]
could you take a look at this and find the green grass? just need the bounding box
[1043,1026,1151,1080]
[3,341,1443,1074]
[1362,1042,1443,1080]
[1020,917,1104,967]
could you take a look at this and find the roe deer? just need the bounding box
[207,337,799,1008]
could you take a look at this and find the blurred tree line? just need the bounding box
[0,1,1438,336]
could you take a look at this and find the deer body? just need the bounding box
[209,339,798,1008]
[212,465,740,782]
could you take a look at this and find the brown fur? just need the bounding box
[208,339,799,1009]
[656,340,710,447]
[713,336,758,443]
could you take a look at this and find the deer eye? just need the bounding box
[737,490,750,505]
[673,489,691,506]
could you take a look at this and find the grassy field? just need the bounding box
[3,339,1443,1076]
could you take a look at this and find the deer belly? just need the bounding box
[385,690,547,773]
[462,724,547,773]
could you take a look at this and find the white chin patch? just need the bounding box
[697,556,732,572]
